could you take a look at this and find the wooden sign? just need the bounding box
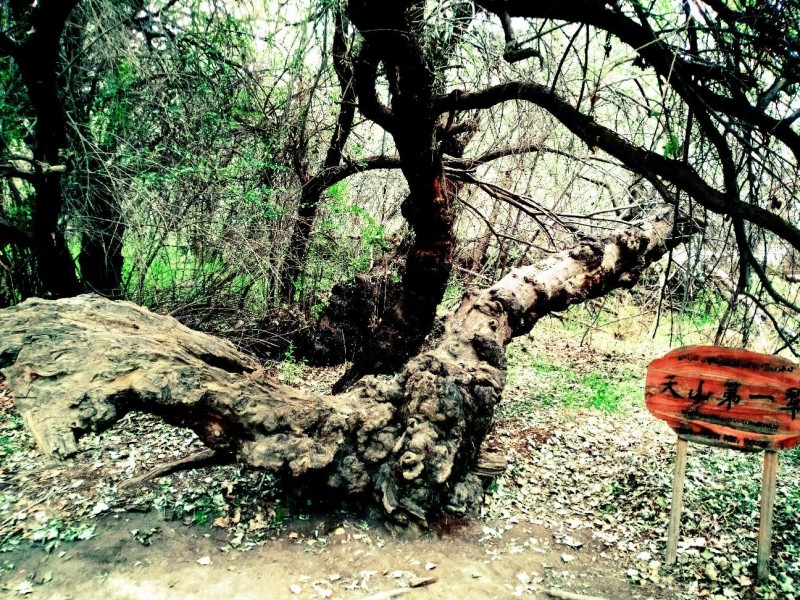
[644,345,800,582]
[646,345,800,452]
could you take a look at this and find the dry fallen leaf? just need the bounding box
[14,580,33,596]
[213,516,230,528]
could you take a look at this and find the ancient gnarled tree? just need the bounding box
[1,211,696,522]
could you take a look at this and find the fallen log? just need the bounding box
[0,210,697,522]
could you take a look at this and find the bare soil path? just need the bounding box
[4,510,650,600]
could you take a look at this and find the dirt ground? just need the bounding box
[5,509,661,600]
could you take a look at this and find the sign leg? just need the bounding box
[757,450,778,582]
[666,436,688,564]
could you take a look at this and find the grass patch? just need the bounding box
[502,350,642,418]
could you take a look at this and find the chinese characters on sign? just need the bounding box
[658,377,796,415]
[645,346,800,451]
[783,387,800,419]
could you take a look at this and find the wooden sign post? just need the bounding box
[645,346,800,582]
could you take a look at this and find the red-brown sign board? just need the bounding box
[646,346,800,452]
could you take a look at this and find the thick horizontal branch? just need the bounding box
[304,144,570,193]
[448,143,552,170]
[119,449,228,490]
[0,165,35,182]
[435,81,800,254]
[306,155,402,192]
[0,160,66,182]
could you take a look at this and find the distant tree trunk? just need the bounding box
[280,8,356,303]
[28,174,81,299]
[63,8,125,298]
[0,210,698,523]
[78,174,125,297]
[2,0,83,298]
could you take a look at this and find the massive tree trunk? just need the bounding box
[271,1,480,385]
[330,2,457,390]
[0,211,697,522]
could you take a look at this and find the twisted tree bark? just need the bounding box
[0,211,697,522]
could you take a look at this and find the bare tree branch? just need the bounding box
[435,81,800,254]
[476,1,800,161]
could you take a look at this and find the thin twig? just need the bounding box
[119,449,228,490]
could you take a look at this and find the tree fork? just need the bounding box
[0,210,698,522]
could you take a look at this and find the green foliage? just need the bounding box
[530,360,644,412]
[785,447,800,468]
[679,289,726,331]
[504,352,641,416]
[576,372,638,412]
[280,341,306,383]
[151,480,226,526]
[243,185,284,221]
[90,59,138,148]
[0,414,22,461]
[122,243,220,304]
[310,301,326,319]
[0,58,28,149]
[319,183,388,274]
[439,281,464,314]
[663,134,682,158]
[1,516,97,553]
[296,182,391,308]
[31,521,96,545]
